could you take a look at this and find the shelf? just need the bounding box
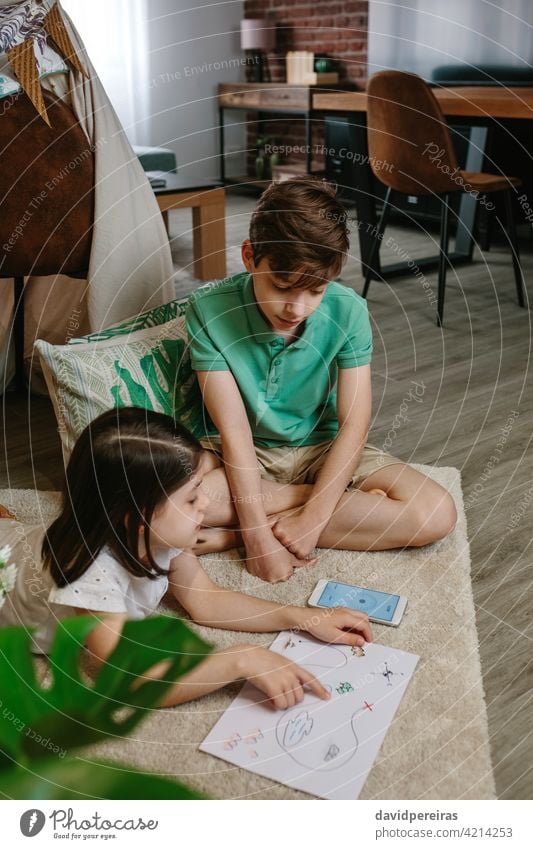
[223,169,325,190]
[223,175,271,189]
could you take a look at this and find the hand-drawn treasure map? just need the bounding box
[200,632,419,799]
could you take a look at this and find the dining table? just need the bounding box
[312,87,533,282]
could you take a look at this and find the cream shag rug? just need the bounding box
[1,466,496,800]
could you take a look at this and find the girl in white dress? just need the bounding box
[0,407,371,709]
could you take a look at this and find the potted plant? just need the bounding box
[255,135,281,179]
[0,613,212,798]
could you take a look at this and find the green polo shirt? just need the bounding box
[185,272,372,447]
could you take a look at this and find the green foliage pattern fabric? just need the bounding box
[35,311,206,456]
[68,297,189,345]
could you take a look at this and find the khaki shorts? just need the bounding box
[199,438,402,489]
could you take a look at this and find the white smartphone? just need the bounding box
[308,579,407,627]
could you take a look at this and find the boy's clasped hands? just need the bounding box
[271,505,328,563]
[244,516,321,583]
[243,505,331,583]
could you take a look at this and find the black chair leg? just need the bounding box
[479,202,494,252]
[437,194,451,327]
[502,189,526,308]
[13,276,25,390]
[362,186,392,298]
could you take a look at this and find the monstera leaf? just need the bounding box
[0,614,211,799]
[3,757,204,800]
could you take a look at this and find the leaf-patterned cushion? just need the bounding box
[67,297,189,345]
[34,314,205,458]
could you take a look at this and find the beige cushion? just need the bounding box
[34,316,202,458]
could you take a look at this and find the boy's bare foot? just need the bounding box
[193,526,242,555]
[0,504,15,519]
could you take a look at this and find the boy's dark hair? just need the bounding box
[249,177,350,287]
[42,407,202,587]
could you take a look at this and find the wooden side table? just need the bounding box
[152,174,227,281]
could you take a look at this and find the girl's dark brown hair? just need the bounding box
[42,407,202,587]
[249,177,350,287]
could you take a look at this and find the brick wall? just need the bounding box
[244,0,368,85]
[242,0,369,175]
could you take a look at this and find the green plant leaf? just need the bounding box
[0,757,206,800]
[0,615,211,765]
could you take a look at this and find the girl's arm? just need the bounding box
[75,607,329,709]
[78,609,127,661]
[169,551,373,644]
[155,642,328,708]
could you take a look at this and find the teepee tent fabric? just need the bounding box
[0,0,174,390]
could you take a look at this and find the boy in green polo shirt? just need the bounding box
[186,178,457,582]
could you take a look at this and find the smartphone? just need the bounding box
[308,579,407,627]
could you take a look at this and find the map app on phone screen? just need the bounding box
[318,581,400,622]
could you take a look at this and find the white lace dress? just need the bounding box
[0,517,181,653]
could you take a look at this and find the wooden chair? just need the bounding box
[362,70,526,325]
[0,90,94,387]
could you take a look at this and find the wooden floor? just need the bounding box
[1,192,532,799]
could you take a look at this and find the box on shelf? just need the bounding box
[286,51,313,84]
[286,51,339,85]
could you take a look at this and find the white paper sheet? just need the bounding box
[200,632,419,800]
